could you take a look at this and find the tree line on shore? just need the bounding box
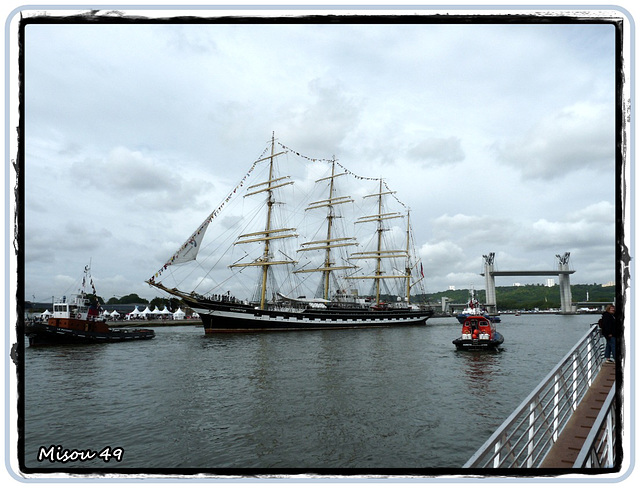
[413,283,615,311]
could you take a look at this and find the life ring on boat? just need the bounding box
[77,313,82,319]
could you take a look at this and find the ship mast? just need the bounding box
[351,179,408,304]
[403,210,425,304]
[405,210,412,304]
[295,159,356,300]
[229,133,297,309]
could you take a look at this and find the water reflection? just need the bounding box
[457,350,501,399]
[23,316,593,470]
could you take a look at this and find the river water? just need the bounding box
[20,313,597,475]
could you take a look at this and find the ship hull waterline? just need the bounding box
[25,320,155,346]
[183,297,433,333]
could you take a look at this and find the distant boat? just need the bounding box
[456,288,501,323]
[148,134,434,332]
[452,315,504,351]
[25,264,155,346]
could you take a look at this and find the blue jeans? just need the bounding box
[604,336,616,360]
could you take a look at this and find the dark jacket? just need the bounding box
[600,310,617,337]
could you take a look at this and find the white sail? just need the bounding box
[151,148,265,279]
[171,221,210,265]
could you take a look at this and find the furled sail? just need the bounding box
[149,136,426,307]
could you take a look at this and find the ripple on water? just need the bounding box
[23,317,594,471]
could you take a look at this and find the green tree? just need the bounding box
[417,283,614,311]
[150,297,175,310]
[108,294,149,304]
[85,294,105,305]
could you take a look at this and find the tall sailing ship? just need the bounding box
[148,135,433,332]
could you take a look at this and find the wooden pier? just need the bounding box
[540,361,616,468]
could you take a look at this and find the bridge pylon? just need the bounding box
[483,253,497,314]
[556,252,574,314]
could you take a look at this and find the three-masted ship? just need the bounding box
[148,135,433,332]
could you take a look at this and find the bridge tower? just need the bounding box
[483,253,497,314]
[556,252,574,314]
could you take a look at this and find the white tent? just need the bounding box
[127,306,141,320]
[173,308,185,320]
[140,306,152,318]
[40,310,52,319]
[161,306,172,317]
[110,310,120,318]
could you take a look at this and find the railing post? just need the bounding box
[553,373,560,441]
[605,407,614,466]
[571,351,578,411]
[528,402,535,468]
[493,437,501,468]
[586,336,593,386]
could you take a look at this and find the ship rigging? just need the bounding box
[148,134,432,332]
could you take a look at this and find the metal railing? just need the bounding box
[464,324,605,469]
[573,385,617,468]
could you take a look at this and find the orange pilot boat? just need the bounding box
[452,315,504,351]
[25,265,155,346]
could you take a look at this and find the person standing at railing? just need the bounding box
[600,304,617,363]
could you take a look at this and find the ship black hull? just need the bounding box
[25,322,155,346]
[452,332,504,351]
[183,297,433,332]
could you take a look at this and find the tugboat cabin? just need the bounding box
[53,296,89,320]
[461,317,494,341]
[48,294,106,332]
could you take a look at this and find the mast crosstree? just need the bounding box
[229,134,297,309]
[350,179,421,305]
[146,134,434,332]
[295,159,357,301]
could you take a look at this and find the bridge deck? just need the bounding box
[540,362,616,468]
[481,270,575,276]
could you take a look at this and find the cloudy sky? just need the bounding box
[18,7,624,303]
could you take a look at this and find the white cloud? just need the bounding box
[526,217,614,250]
[70,147,215,213]
[73,147,172,191]
[430,214,515,246]
[20,15,619,300]
[494,102,615,180]
[281,78,364,155]
[568,201,615,223]
[407,136,465,167]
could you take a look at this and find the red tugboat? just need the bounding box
[452,315,504,351]
[25,265,155,346]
